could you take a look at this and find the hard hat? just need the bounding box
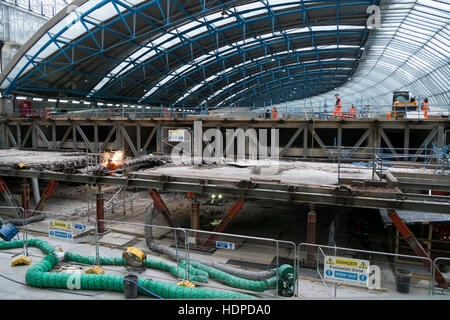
[108,158,112,161]
[335,93,339,96]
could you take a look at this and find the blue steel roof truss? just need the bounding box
[1,0,375,110]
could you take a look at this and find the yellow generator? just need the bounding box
[392,91,418,119]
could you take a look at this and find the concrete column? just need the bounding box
[156,123,162,153]
[31,178,40,205]
[303,125,308,158]
[404,126,410,161]
[136,125,141,156]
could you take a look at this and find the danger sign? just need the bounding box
[324,255,370,287]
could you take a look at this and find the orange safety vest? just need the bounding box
[421,102,429,118]
[272,108,277,119]
[387,112,391,118]
[350,107,357,117]
[187,192,195,198]
[334,98,342,116]
[106,161,117,176]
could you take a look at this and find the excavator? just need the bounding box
[391,91,419,119]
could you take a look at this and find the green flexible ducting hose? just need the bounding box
[180,260,277,292]
[0,239,256,299]
[64,251,209,283]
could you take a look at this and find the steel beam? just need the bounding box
[34,180,58,212]
[21,182,30,218]
[412,128,438,162]
[308,127,332,159]
[387,209,448,289]
[35,124,53,150]
[280,126,304,157]
[142,126,157,153]
[6,126,18,148]
[202,198,244,248]
[75,124,95,152]
[120,125,138,157]
[57,125,72,150]
[148,188,178,229]
[347,128,371,158]
[0,177,21,217]
[0,168,448,213]
[100,125,116,151]
[190,193,200,246]
[96,191,105,234]
[379,127,399,158]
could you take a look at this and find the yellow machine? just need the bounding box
[122,247,146,267]
[392,91,418,118]
[11,255,31,266]
[85,265,105,274]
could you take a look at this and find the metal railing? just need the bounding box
[4,104,449,121]
[296,243,437,298]
[0,205,448,299]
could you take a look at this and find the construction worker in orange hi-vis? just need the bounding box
[334,93,342,117]
[106,158,117,176]
[272,107,277,119]
[350,104,357,118]
[421,98,429,119]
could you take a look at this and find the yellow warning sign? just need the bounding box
[359,262,367,269]
[49,220,71,230]
[326,258,334,265]
[334,258,358,267]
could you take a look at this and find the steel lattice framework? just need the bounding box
[0,0,377,109]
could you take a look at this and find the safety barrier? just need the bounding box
[26,210,97,248]
[296,243,436,298]
[7,104,449,121]
[432,257,450,296]
[184,227,297,298]
[0,205,447,299]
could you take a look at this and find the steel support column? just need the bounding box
[148,188,177,228]
[96,191,105,234]
[202,198,244,248]
[0,177,21,217]
[189,192,200,246]
[21,181,30,218]
[34,180,58,212]
[387,209,448,289]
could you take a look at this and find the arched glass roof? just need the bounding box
[273,0,449,111]
[0,0,376,109]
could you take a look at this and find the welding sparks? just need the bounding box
[102,150,124,167]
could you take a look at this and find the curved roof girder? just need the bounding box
[180,58,357,107]
[196,58,357,108]
[0,0,376,109]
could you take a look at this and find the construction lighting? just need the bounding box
[16,96,27,100]
[72,100,80,104]
[32,97,43,101]
[48,99,57,102]
[60,99,68,103]
[83,101,90,105]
